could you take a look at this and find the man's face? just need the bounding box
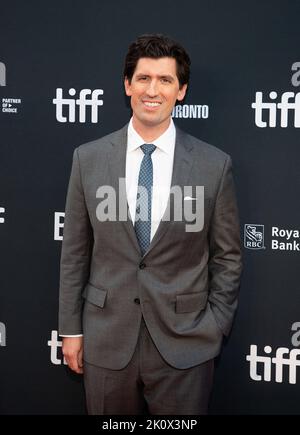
[124,57,187,131]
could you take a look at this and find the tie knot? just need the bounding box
[141,143,156,156]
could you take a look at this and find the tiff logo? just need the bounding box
[252,91,300,127]
[246,344,300,384]
[0,322,6,346]
[47,330,67,365]
[0,207,5,223]
[252,62,300,128]
[53,88,104,123]
[0,62,6,86]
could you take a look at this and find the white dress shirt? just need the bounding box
[126,117,176,240]
[61,118,176,337]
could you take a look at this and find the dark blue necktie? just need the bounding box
[135,143,156,256]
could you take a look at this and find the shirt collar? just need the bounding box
[127,117,176,154]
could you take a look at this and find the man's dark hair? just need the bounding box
[124,33,191,89]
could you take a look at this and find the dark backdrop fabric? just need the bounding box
[0,0,299,414]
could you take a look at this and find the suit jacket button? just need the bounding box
[139,262,146,269]
[134,298,140,304]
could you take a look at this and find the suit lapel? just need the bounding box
[144,127,194,257]
[106,124,141,254]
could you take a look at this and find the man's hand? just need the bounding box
[62,336,84,374]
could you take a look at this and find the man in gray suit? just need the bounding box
[59,33,242,415]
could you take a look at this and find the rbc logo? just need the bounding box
[53,88,104,123]
[244,224,265,249]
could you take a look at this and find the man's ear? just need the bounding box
[124,77,132,97]
[177,84,187,102]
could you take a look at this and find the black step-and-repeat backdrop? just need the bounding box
[1,0,299,414]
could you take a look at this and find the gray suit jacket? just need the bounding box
[59,124,242,370]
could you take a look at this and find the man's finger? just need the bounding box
[67,357,82,374]
[78,348,84,369]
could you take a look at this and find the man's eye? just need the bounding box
[139,77,147,81]
[161,78,171,83]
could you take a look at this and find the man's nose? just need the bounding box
[146,80,159,96]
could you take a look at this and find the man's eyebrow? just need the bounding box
[159,75,175,81]
[135,73,175,81]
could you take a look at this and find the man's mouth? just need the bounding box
[143,101,162,108]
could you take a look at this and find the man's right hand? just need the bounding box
[62,336,84,374]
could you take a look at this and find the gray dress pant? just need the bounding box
[84,317,214,415]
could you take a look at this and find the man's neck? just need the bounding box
[132,117,171,143]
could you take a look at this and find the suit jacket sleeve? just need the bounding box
[58,148,93,335]
[208,155,242,336]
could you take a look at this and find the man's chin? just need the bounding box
[136,114,166,128]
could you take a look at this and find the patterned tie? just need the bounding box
[135,143,156,256]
